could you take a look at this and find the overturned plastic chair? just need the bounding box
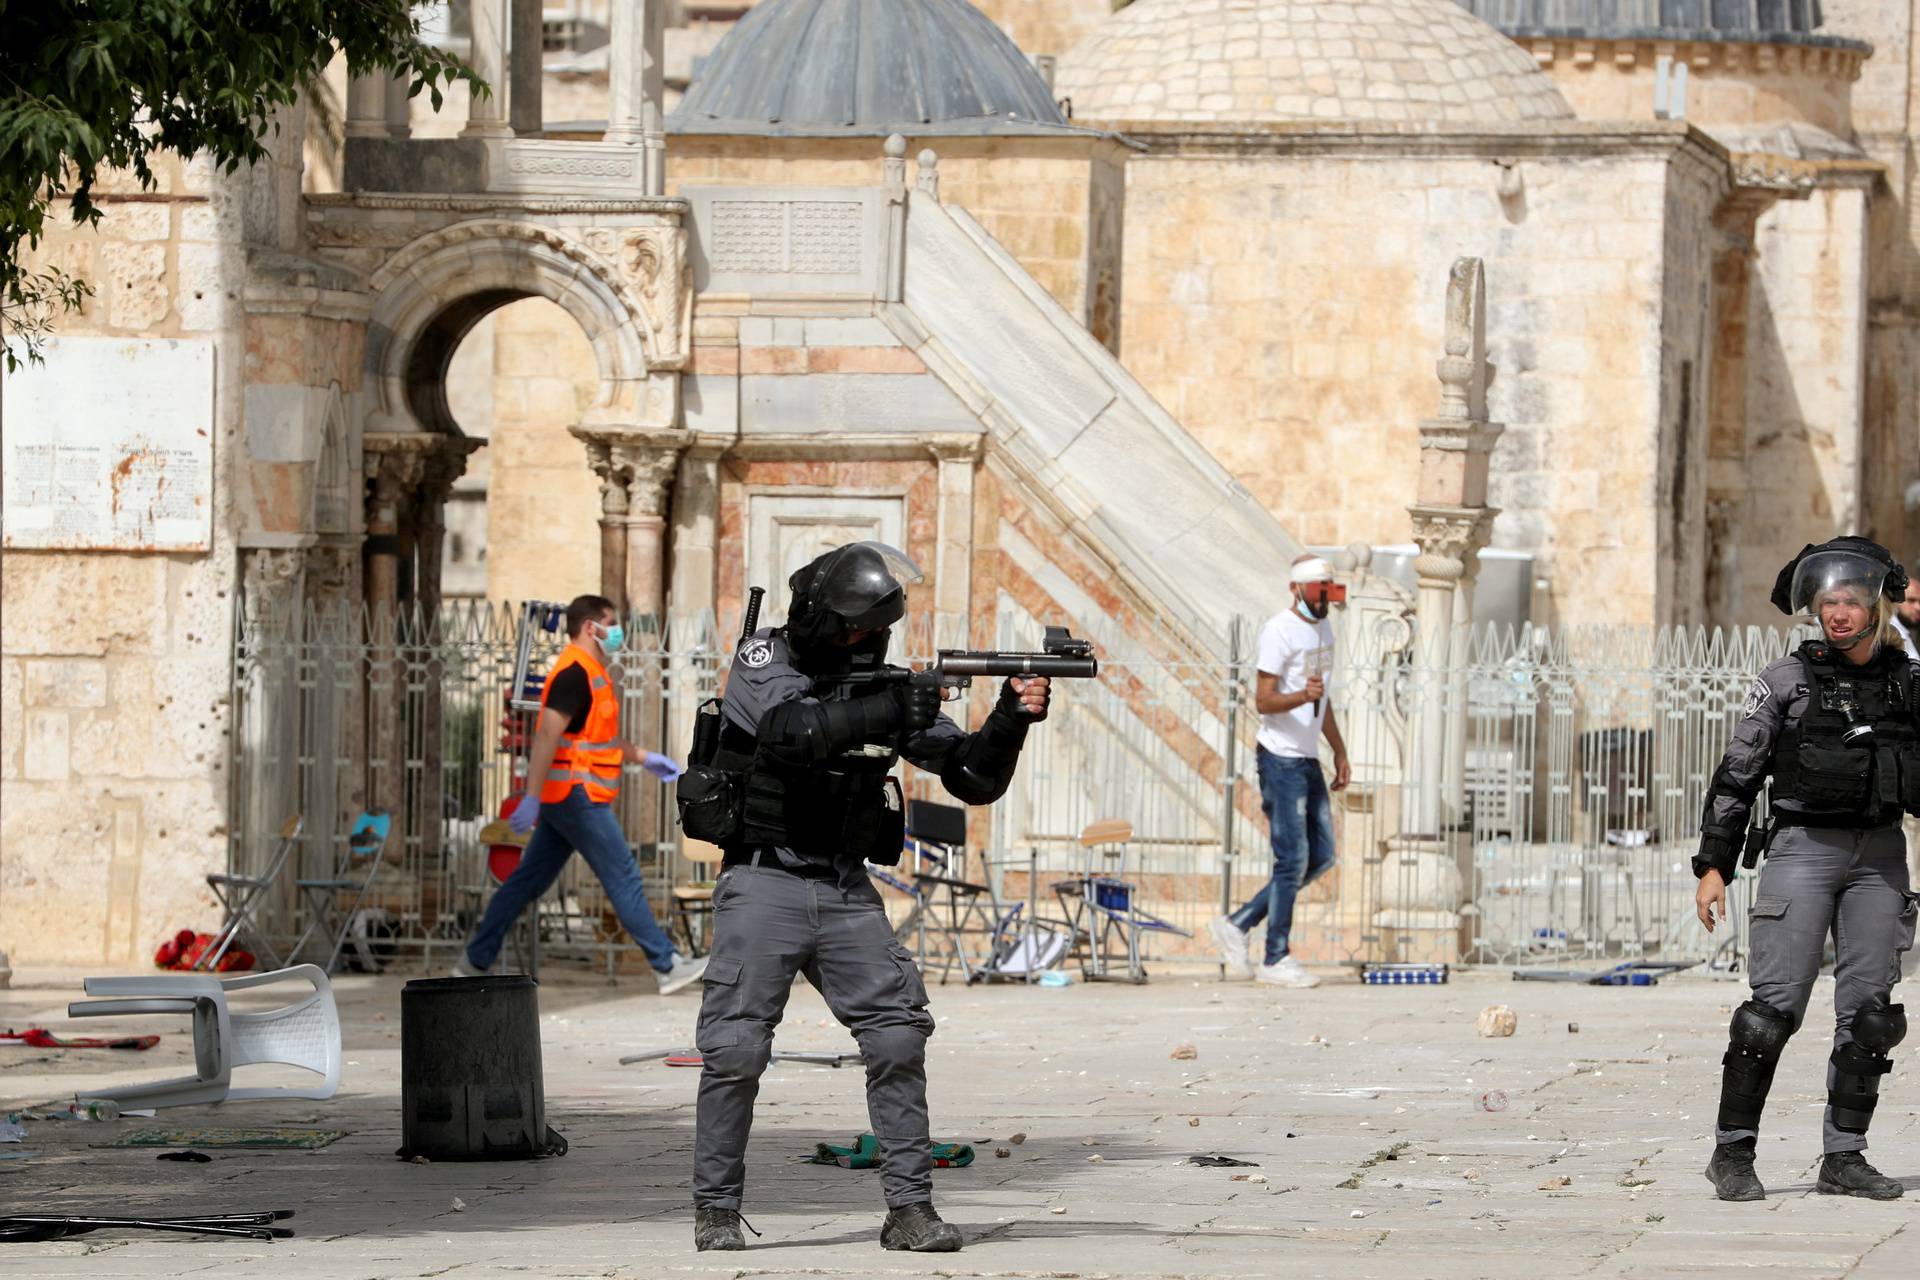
[66,964,341,1109]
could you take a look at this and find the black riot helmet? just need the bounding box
[1771,536,1909,651]
[785,541,922,661]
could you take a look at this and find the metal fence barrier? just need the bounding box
[229,599,1797,973]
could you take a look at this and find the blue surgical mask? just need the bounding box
[600,623,626,654]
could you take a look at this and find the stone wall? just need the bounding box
[972,0,1121,61]
[1520,38,1865,135]
[1714,182,1876,626]
[1112,127,1720,626]
[1,154,249,966]
[666,135,1124,333]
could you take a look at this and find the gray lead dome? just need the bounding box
[668,0,1085,137]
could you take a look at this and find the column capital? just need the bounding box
[1407,503,1498,589]
[578,428,684,518]
[926,433,984,464]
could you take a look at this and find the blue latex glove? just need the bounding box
[508,792,541,835]
[642,751,684,782]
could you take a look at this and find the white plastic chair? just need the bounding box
[66,964,341,1108]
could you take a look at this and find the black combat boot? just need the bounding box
[880,1201,962,1252]
[1816,1151,1905,1200]
[694,1207,747,1250]
[1705,1138,1765,1201]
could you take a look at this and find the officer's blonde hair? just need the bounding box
[1874,602,1906,654]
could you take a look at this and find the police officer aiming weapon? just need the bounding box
[677,541,1094,1253]
[1694,536,1920,1203]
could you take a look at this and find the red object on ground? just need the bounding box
[488,791,527,884]
[152,928,254,973]
[1,1027,160,1051]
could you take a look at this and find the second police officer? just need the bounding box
[1695,536,1920,1202]
[683,542,1052,1252]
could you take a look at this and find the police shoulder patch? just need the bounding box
[740,640,774,670]
[1741,676,1770,720]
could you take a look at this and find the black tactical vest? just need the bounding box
[1771,641,1920,824]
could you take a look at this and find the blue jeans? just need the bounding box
[1229,750,1336,965]
[466,787,677,973]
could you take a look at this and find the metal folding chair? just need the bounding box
[671,839,727,958]
[900,800,1007,985]
[1053,818,1192,983]
[198,815,302,972]
[292,811,393,974]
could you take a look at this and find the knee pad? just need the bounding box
[1830,1004,1905,1135]
[1719,999,1794,1132]
[1853,1003,1907,1054]
[702,1034,772,1082]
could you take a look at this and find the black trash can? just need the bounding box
[399,974,565,1160]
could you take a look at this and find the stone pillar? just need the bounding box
[346,71,387,139]
[587,442,634,610]
[929,435,981,649]
[509,0,544,136]
[239,548,309,923]
[623,444,683,627]
[383,71,413,140]
[1380,258,1504,964]
[462,0,513,139]
[606,0,667,194]
[364,443,423,821]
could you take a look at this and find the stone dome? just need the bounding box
[1055,0,1576,126]
[668,0,1086,136]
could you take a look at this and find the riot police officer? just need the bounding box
[687,542,1050,1252]
[1695,536,1920,1201]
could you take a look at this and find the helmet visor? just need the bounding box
[1789,549,1888,620]
[813,541,922,631]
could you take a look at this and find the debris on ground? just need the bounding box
[409,1154,430,1165]
[1568,1022,1580,1034]
[995,1148,1010,1158]
[0,1121,24,1143]
[1186,1155,1258,1168]
[451,1198,466,1212]
[1538,1176,1572,1190]
[1009,1132,1027,1145]
[1464,1170,1482,1181]
[1350,1209,1367,1219]
[1230,1173,1269,1184]
[1049,1206,1066,1215]
[1088,1154,1104,1163]
[1337,1142,1411,1189]
[1477,1006,1518,1037]
[1476,1090,1509,1112]
[1188,1117,1202,1127]
[1170,1043,1198,1060]
[155,1150,212,1163]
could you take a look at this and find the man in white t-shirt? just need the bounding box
[1209,555,1350,987]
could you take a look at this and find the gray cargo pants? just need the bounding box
[692,861,936,1211]
[1719,823,1920,1153]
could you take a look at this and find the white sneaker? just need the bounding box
[452,953,488,978]
[1255,956,1322,988]
[1209,915,1253,980]
[658,953,709,996]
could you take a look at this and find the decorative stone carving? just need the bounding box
[624,227,690,367]
[916,150,940,198]
[1435,257,1487,423]
[1408,504,1497,590]
[242,547,304,623]
[709,199,864,276]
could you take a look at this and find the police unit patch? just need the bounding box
[1741,677,1769,720]
[741,640,774,669]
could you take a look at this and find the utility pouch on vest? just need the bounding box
[1741,815,1775,870]
[1793,742,1873,810]
[854,776,908,867]
[676,766,744,843]
[690,697,724,768]
[1898,743,1920,818]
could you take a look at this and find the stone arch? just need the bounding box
[364,220,657,436]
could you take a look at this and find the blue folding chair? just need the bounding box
[1053,819,1192,983]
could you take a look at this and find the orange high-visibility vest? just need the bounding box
[539,643,623,804]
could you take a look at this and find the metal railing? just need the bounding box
[228,598,1798,972]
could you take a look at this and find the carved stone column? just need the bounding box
[462,0,513,138]
[606,0,667,195]
[582,431,684,620]
[1383,258,1505,964]
[240,548,308,917]
[346,71,387,139]
[586,441,634,610]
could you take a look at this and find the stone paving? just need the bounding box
[3,960,1918,1278]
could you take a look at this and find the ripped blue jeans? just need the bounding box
[1229,749,1337,965]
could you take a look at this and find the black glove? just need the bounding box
[1691,834,1739,881]
[894,680,941,732]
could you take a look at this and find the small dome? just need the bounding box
[669,0,1086,136]
[1056,0,1575,127]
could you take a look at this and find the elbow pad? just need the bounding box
[940,696,1031,805]
[758,694,901,766]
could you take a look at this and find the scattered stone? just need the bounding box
[1170,1043,1198,1060]
[1464,1170,1482,1181]
[1349,1209,1367,1219]
[1082,1137,1099,1146]
[1009,1132,1027,1145]
[1567,1022,1579,1034]
[451,1197,467,1212]
[1189,1117,1202,1127]
[1477,1005,1518,1038]
[1088,1154,1104,1163]
[995,1148,1010,1159]
[409,1155,430,1165]
[1538,1176,1572,1190]
[1049,1206,1066,1215]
